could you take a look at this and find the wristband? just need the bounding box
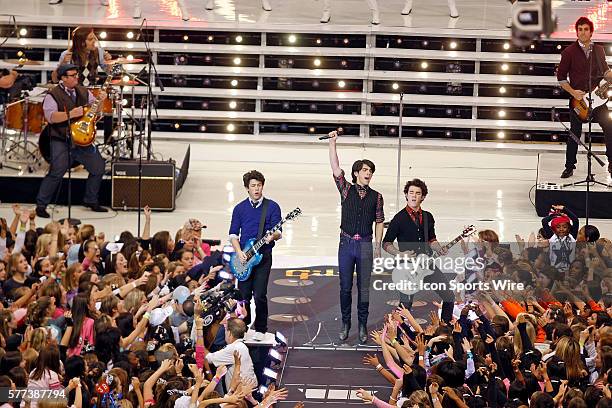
[375,364,382,371]
[143,312,151,320]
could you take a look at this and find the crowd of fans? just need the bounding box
[0,204,293,408]
[356,205,612,408]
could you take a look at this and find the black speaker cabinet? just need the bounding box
[111,161,176,211]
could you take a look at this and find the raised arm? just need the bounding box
[327,130,343,178]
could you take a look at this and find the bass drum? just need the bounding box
[38,126,79,168]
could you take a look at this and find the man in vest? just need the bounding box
[36,64,107,218]
[327,130,384,344]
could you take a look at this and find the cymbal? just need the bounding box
[37,83,57,89]
[110,79,139,86]
[1,58,43,66]
[106,57,143,65]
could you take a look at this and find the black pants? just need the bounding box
[238,251,272,333]
[567,104,612,169]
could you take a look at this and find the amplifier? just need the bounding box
[111,160,176,211]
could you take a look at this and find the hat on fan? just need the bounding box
[551,215,572,231]
[58,64,79,78]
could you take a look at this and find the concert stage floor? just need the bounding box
[535,153,612,219]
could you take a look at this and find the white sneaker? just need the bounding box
[371,9,380,25]
[448,0,458,18]
[48,0,62,4]
[205,0,214,10]
[261,0,272,11]
[401,0,412,15]
[252,331,265,341]
[177,0,189,20]
[133,6,142,18]
[320,9,331,23]
[100,0,109,5]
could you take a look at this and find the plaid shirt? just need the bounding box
[334,170,384,224]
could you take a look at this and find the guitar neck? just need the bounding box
[251,219,284,253]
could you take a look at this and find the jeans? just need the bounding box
[36,139,105,208]
[566,104,612,169]
[238,251,272,333]
[338,235,373,325]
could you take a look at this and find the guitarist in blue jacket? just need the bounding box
[229,170,282,339]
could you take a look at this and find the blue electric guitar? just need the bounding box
[229,207,302,281]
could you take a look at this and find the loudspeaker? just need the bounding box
[111,160,176,211]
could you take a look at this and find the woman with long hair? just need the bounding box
[151,231,174,258]
[67,294,95,357]
[63,263,83,307]
[55,27,111,86]
[554,336,588,385]
[2,253,30,300]
[27,345,63,408]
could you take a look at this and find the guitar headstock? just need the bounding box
[461,225,476,238]
[285,207,302,221]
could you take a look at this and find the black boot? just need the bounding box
[358,322,368,344]
[339,322,350,342]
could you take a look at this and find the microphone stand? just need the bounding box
[395,92,404,211]
[61,105,81,226]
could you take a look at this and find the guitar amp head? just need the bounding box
[111,160,176,211]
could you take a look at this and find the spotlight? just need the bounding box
[288,34,296,44]
[393,60,401,69]
[203,78,211,86]
[449,41,457,49]
[551,134,559,141]
[528,65,534,72]
[422,40,428,47]
[174,55,188,65]
[229,101,237,109]
[338,80,346,88]
[122,75,130,82]
[524,133,531,140]
[497,131,505,139]
[556,44,562,50]
[282,102,290,110]
[308,126,316,133]
[309,104,317,112]
[201,101,209,109]
[446,108,453,116]
[503,42,510,50]
[416,129,424,136]
[200,124,207,132]
[121,99,128,106]
[501,63,509,71]
[343,38,349,44]
[418,85,427,93]
[312,80,320,88]
[230,79,238,87]
[525,111,533,119]
[397,38,402,44]
[336,104,343,112]
[389,106,397,114]
[175,101,183,108]
[227,124,235,132]
[552,88,560,96]
[235,35,243,43]
[183,35,189,41]
[498,110,506,118]
[280,124,289,132]
[174,123,180,129]
[340,60,348,67]
[526,88,534,95]
[389,127,397,135]
[207,35,214,42]
[420,61,429,69]
[530,44,535,50]
[316,38,322,45]
[445,130,452,137]
[233,57,241,65]
[499,86,506,94]
[313,58,321,67]
[19,28,27,37]
[392,82,399,90]
[204,55,212,63]
[99,31,107,39]
[418,107,426,115]
[126,31,134,39]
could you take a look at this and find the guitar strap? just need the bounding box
[257,198,270,240]
[423,211,429,243]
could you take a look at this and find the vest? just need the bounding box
[340,184,379,237]
[47,85,89,141]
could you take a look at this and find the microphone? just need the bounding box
[12,16,20,40]
[318,127,344,140]
[135,18,146,41]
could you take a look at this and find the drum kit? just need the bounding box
[0,57,144,173]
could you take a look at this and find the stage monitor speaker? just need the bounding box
[111,160,176,211]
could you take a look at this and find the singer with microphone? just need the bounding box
[557,16,612,179]
[326,129,384,344]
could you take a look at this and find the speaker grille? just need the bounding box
[111,162,176,210]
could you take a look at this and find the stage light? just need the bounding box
[556,44,562,50]
[99,31,107,39]
[288,34,296,43]
[445,130,452,137]
[122,75,130,82]
[309,103,317,112]
[207,35,214,42]
[422,40,428,47]
[551,134,559,141]
[312,80,319,88]
[498,110,506,118]
[230,79,238,87]
[282,102,290,110]
[174,55,187,65]
[389,105,397,114]
[449,41,457,49]
[229,101,237,109]
[203,78,211,86]
[174,123,180,129]
[420,61,429,69]
[525,111,533,119]
[336,103,343,112]
[308,126,316,133]
[419,85,427,93]
[392,82,399,90]
[343,38,349,44]
[446,108,453,116]
[552,88,560,96]
[19,28,27,37]
[316,38,322,45]
[416,129,423,136]
[175,101,183,108]
[524,133,531,140]
[204,55,212,63]
[397,38,402,44]
[394,60,401,69]
[501,63,509,71]
[338,80,346,88]
[121,99,128,106]
[235,35,243,43]
[503,42,510,50]
[233,57,241,65]
[340,59,348,67]
[530,44,535,50]
[526,88,533,95]
[227,124,235,132]
[280,123,289,132]
[126,31,134,39]
[313,58,321,67]
[499,86,506,94]
[528,65,534,72]
[418,107,426,115]
[389,127,397,135]
[497,131,505,139]
[200,124,207,132]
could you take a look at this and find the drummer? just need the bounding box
[53,26,114,142]
[0,70,19,105]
